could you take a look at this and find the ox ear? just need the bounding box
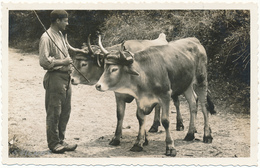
[121,41,126,51]
[126,66,139,76]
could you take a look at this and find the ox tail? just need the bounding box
[206,90,216,115]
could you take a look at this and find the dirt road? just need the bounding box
[8,48,250,158]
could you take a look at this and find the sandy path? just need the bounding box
[8,48,250,158]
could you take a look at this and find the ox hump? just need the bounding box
[158,33,166,40]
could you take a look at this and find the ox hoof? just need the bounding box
[165,147,177,157]
[143,138,149,146]
[176,121,184,131]
[109,139,120,146]
[130,144,143,152]
[176,125,184,131]
[184,133,195,141]
[203,136,213,143]
[148,126,159,133]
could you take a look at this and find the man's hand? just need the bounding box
[63,57,73,65]
[72,48,88,54]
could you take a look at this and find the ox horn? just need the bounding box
[98,34,109,55]
[96,54,102,67]
[87,34,95,54]
[65,34,87,53]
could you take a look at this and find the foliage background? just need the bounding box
[9,10,250,113]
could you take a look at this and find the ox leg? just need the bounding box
[148,104,161,133]
[197,83,213,143]
[130,108,147,152]
[172,96,184,131]
[184,86,198,141]
[161,98,176,157]
[109,97,126,146]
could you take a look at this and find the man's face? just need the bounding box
[57,18,68,31]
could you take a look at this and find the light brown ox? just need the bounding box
[95,37,215,156]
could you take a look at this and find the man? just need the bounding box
[39,10,77,154]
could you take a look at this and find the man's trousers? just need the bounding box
[43,71,71,150]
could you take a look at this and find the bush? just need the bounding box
[9,10,51,52]
[100,10,250,84]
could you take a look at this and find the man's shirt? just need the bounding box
[39,27,71,71]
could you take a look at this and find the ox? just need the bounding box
[95,37,215,156]
[68,33,186,146]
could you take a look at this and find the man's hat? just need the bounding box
[50,10,68,22]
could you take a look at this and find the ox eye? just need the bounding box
[81,63,88,67]
[111,67,118,73]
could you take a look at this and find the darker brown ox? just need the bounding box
[95,37,215,156]
[70,33,178,146]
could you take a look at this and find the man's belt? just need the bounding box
[48,69,72,74]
